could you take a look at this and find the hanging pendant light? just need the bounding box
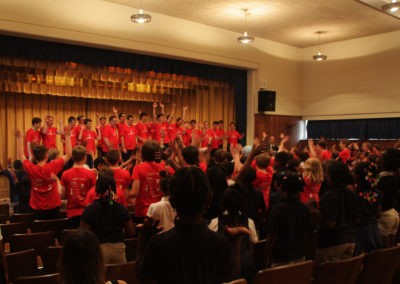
[313,31,327,61]
[131,1,151,24]
[237,8,254,44]
[382,0,400,13]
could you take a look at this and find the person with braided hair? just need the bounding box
[80,167,134,264]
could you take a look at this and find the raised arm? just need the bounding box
[61,127,72,163]
[13,129,27,162]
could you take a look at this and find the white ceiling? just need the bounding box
[0,0,399,49]
[107,0,400,47]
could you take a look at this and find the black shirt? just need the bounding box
[378,173,400,211]
[268,197,310,263]
[138,222,233,284]
[81,199,131,243]
[319,186,361,248]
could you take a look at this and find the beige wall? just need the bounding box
[301,30,400,120]
[0,0,399,141]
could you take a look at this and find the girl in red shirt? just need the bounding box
[301,158,324,205]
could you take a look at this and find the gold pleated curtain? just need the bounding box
[0,57,235,165]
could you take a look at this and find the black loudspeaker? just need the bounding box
[258,90,276,112]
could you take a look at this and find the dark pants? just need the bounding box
[34,206,60,220]
[68,215,81,229]
[122,149,134,162]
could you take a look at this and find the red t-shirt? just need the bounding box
[112,168,131,192]
[211,129,221,149]
[320,149,332,162]
[199,162,207,173]
[120,125,137,150]
[117,123,129,145]
[202,129,214,148]
[62,126,79,154]
[136,121,149,145]
[61,167,96,218]
[301,175,321,204]
[41,127,58,149]
[102,125,119,152]
[84,187,128,207]
[81,129,97,154]
[253,168,273,209]
[23,158,64,210]
[25,128,42,157]
[153,122,169,143]
[97,125,105,148]
[339,148,351,164]
[226,130,241,147]
[131,162,167,217]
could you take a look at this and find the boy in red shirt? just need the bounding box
[25,117,42,160]
[60,145,96,228]
[62,116,79,154]
[78,118,97,168]
[102,116,119,154]
[131,140,170,222]
[120,114,137,162]
[106,149,130,206]
[41,115,63,150]
[226,122,244,149]
[136,112,150,147]
[15,127,72,220]
[338,139,351,164]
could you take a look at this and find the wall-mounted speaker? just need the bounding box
[258,90,276,112]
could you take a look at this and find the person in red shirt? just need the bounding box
[116,112,129,156]
[169,106,187,143]
[102,116,119,154]
[338,139,351,164]
[41,115,63,150]
[25,117,42,160]
[60,145,96,228]
[217,120,225,149]
[136,112,150,147]
[78,118,97,168]
[226,122,244,149]
[252,154,273,209]
[301,158,323,205]
[211,121,224,155]
[96,116,107,158]
[62,116,79,154]
[201,120,213,148]
[106,149,130,206]
[119,114,137,162]
[317,141,332,162]
[131,140,170,222]
[14,127,72,220]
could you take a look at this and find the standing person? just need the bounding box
[253,154,273,210]
[226,122,244,149]
[116,113,129,158]
[131,140,171,222]
[201,121,213,148]
[338,139,351,164]
[316,161,361,264]
[79,118,97,168]
[136,112,150,147]
[301,158,324,205]
[264,171,310,267]
[210,121,221,155]
[377,148,400,247]
[353,162,383,253]
[60,146,96,228]
[25,117,42,160]
[14,127,72,220]
[216,120,225,149]
[106,149,129,206]
[96,116,107,158]
[137,167,247,284]
[41,115,63,150]
[62,116,78,154]
[102,116,119,154]
[80,168,135,264]
[119,114,137,162]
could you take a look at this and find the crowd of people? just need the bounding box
[1,102,400,283]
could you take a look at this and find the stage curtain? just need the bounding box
[0,87,234,165]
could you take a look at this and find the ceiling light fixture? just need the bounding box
[382,0,400,13]
[313,31,327,62]
[237,8,254,44]
[130,1,151,24]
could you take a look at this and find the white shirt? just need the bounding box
[147,196,176,232]
[208,216,259,243]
